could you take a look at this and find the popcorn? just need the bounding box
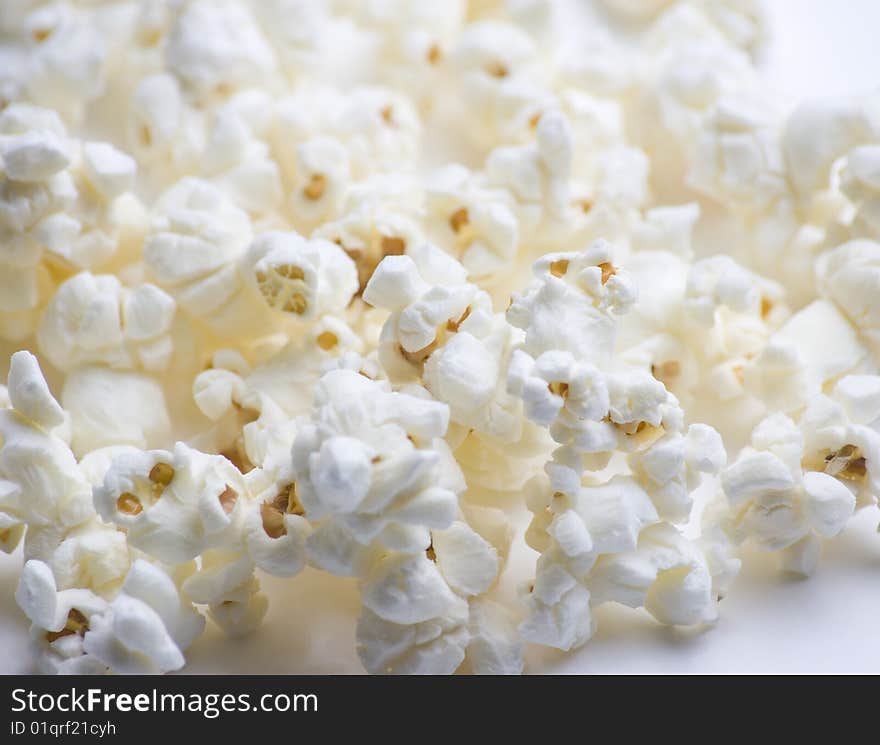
[143,177,258,332]
[521,474,721,651]
[752,300,867,410]
[366,245,522,440]
[94,442,248,565]
[628,422,727,522]
[82,143,137,202]
[61,367,172,457]
[83,559,205,674]
[0,353,92,538]
[710,395,876,575]
[465,598,524,675]
[816,240,880,353]
[838,146,880,241]
[244,482,310,577]
[165,0,277,101]
[15,4,108,125]
[452,20,544,143]
[2,0,878,677]
[38,272,176,373]
[200,95,283,217]
[38,515,131,596]
[287,136,351,229]
[355,511,512,674]
[424,164,519,279]
[181,548,268,637]
[0,105,142,333]
[313,175,424,294]
[273,85,422,182]
[248,0,326,76]
[485,110,574,226]
[507,240,636,366]
[127,74,204,178]
[293,369,462,566]
[17,558,204,675]
[507,349,609,428]
[16,559,111,674]
[782,97,880,203]
[244,231,358,320]
[2,129,71,182]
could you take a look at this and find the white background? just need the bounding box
[1,0,880,674]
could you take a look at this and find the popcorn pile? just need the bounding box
[1,0,878,675]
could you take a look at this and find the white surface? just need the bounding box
[2,0,880,675]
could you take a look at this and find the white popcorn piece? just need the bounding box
[465,598,524,675]
[244,231,358,320]
[629,423,726,522]
[10,4,108,125]
[485,110,574,223]
[7,349,65,431]
[520,560,593,652]
[244,482,310,577]
[356,603,469,676]
[713,403,867,575]
[688,97,786,214]
[800,386,880,509]
[629,5,759,190]
[507,240,636,367]
[38,272,176,373]
[357,552,470,675]
[452,20,544,146]
[833,375,880,428]
[81,143,136,202]
[273,85,422,183]
[165,0,277,101]
[143,178,258,332]
[610,251,787,416]
[313,174,424,295]
[508,349,609,428]
[127,74,204,177]
[365,245,523,441]
[424,164,518,279]
[17,558,203,675]
[287,136,351,228]
[838,146,880,240]
[192,321,366,471]
[816,240,880,353]
[83,560,205,674]
[61,367,171,457]
[355,502,511,676]
[41,517,131,596]
[181,547,268,637]
[766,300,867,403]
[94,442,248,564]
[2,130,71,183]
[0,354,93,537]
[295,370,462,564]
[432,520,499,597]
[248,0,326,76]
[0,104,141,325]
[200,93,283,216]
[588,522,718,626]
[782,97,880,202]
[16,559,110,674]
